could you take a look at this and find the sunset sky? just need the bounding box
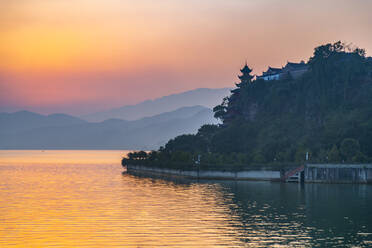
[1,0,372,115]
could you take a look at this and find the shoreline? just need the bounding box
[125,164,372,184]
[126,164,284,182]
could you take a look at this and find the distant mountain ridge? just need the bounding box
[81,88,231,122]
[0,87,229,149]
[0,111,87,135]
[0,105,218,149]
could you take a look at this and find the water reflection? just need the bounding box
[0,150,371,247]
[129,173,372,247]
[213,181,372,247]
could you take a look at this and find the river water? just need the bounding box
[0,150,371,247]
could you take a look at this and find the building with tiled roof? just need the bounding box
[257,61,308,81]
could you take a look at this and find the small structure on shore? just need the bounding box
[257,61,308,81]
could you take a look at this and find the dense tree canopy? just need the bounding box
[123,42,372,169]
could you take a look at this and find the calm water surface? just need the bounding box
[0,150,371,247]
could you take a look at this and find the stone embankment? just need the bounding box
[126,164,372,184]
[305,164,372,184]
[126,165,281,181]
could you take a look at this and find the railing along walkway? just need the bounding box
[283,165,304,182]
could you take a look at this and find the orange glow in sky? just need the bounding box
[1,0,372,115]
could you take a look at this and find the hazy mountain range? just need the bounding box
[81,88,231,122]
[0,88,229,149]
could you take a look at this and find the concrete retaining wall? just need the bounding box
[127,164,372,184]
[305,164,372,184]
[126,165,281,181]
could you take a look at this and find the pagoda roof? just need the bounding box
[262,66,283,76]
[240,64,252,73]
[238,74,253,80]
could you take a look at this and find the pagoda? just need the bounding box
[236,63,254,87]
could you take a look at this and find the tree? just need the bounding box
[137,151,148,160]
[328,145,341,163]
[165,134,207,153]
[197,124,219,152]
[295,147,309,163]
[213,97,229,121]
[352,151,368,163]
[198,125,219,139]
[252,152,266,163]
[340,138,360,162]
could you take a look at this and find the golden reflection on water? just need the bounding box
[0,150,246,247]
[0,150,125,165]
[1,150,371,247]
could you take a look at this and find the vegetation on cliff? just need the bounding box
[122,41,372,169]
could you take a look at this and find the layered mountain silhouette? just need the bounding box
[0,88,230,149]
[0,111,86,135]
[81,88,231,122]
[0,106,219,150]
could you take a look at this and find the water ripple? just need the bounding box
[0,150,371,247]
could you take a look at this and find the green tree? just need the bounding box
[352,151,368,163]
[213,97,229,121]
[197,124,219,143]
[295,147,309,163]
[328,145,341,163]
[252,152,266,163]
[340,138,360,162]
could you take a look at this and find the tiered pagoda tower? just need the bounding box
[236,63,254,87]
